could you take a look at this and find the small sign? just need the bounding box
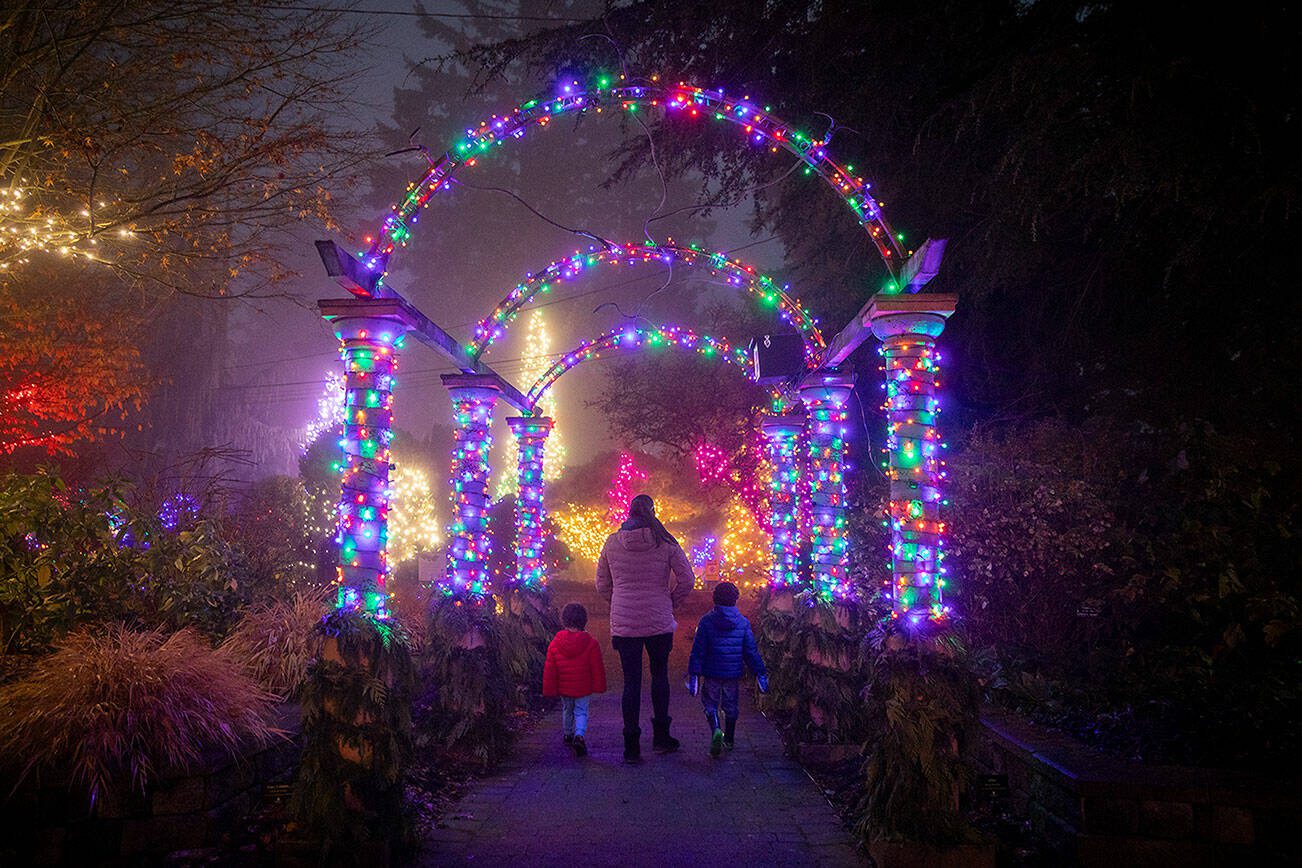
[1077,600,1103,618]
[977,774,1009,798]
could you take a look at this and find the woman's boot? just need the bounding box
[651,717,681,754]
[623,727,642,764]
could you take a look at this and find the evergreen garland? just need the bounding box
[758,590,871,743]
[414,595,536,766]
[855,629,981,846]
[292,609,415,861]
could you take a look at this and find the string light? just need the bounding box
[359,75,908,291]
[0,184,136,269]
[471,241,824,367]
[877,329,951,626]
[525,324,751,410]
[507,415,553,590]
[799,375,856,603]
[761,416,806,590]
[330,320,406,617]
[441,381,500,601]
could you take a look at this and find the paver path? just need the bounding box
[419,580,864,867]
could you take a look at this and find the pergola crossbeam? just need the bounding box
[316,240,531,413]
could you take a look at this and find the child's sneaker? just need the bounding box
[709,728,725,757]
[572,735,587,758]
[563,734,574,746]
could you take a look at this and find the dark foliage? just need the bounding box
[467,2,1298,433]
[950,418,1300,771]
[413,596,536,768]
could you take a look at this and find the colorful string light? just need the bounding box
[507,415,553,590]
[470,241,824,366]
[761,416,806,590]
[799,374,856,602]
[868,298,957,628]
[357,74,909,293]
[441,377,501,601]
[526,325,752,410]
[329,317,406,617]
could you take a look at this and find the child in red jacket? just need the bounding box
[543,602,607,757]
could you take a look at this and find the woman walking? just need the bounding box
[596,493,695,764]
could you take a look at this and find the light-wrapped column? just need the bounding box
[798,373,856,603]
[441,374,503,601]
[320,302,412,617]
[761,415,805,591]
[867,293,957,628]
[507,415,553,590]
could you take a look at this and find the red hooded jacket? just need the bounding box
[542,629,607,698]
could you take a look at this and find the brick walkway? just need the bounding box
[419,581,864,867]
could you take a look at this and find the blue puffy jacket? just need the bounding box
[688,605,767,680]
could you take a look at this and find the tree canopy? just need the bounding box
[467,1,1299,431]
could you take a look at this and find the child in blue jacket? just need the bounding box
[687,581,768,756]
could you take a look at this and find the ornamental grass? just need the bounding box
[0,624,280,806]
[220,590,329,698]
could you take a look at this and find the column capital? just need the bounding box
[507,415,554,436]
[319,296,418,338]
[864,292,957,341]
[798,370,856,407]
[760,414,805,438]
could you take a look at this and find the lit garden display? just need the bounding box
[317,75,954,626]
[328,316,406,617]
[353,75,912,296]
[470,241,824,365]
[799,374,857,603]
[867,296,957,628]
[507,415,553,590]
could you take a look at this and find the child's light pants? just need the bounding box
[561,695,590,737]
[700,677,740,723]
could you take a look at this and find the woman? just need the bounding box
[596,493,695,764]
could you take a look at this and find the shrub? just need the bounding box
[948,418,1300,768]
[0,624,281,805]
[0,471,263,650]
[221,591,330,697]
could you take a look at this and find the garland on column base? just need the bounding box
[854,627,982,847]
[502,584,561,696]
[757,589,870,744]
[293,609,415,861]
[414,596,533,767]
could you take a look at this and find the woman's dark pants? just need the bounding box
[611,632,673,733]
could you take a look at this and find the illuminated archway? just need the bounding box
[470,241,825,366]
[358,75,908,293]
[523,323,753,410]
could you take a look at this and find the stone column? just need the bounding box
[798,373,857,602]
[441,374,503,600]
[761,415,805,591]
[506,416,553,590]
[319,299,414,618]
[866,293,957,628]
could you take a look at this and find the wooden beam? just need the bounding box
[814,238,948,371]
[316,243,532,413]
